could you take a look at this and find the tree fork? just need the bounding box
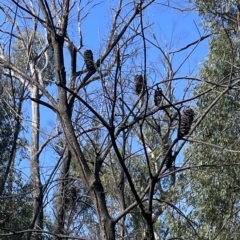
[52,32,116,239]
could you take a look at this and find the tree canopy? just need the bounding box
[0,0,239,240]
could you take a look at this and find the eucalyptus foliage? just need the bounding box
[166,21,240,240]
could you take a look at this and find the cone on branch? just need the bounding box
[154,88,163,106]
[162,144,172,169]
[65,186,77,209]
[69,187,77,202]
[84,49,95,71]
[134,74,146,95]
[178,108,195,138]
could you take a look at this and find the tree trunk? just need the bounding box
[142,214,155,240]
[59,111,116,239]
[53,148,71,238]
[29,86,43,240]
[52,32,115,239]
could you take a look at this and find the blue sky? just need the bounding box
[27,1,210,178]
[0,1,213,237]
[0,0,211,204]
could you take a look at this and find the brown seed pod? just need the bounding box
[134,74,146,95]
[162,144,172,169]
[65,187,77,207]
[69,187,77,201]
[84,49,95,71]
[154,88,162,106]
[179,108,195,138]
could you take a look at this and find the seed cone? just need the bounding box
[134,74,146,95]
[162,144,172,169]
[69,187,77,201]
[154,88,162,106]
[179,108,195,138]
[84,49,95,71]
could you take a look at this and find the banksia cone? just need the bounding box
[162,144,172,169]
[179,108,195,138]
[134,74,146,95]
[154,88,162,106]
[70,187,77,201]
[84,49,95,71]
[69,187,77,201]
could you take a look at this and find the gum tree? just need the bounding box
[166,0,240,239]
